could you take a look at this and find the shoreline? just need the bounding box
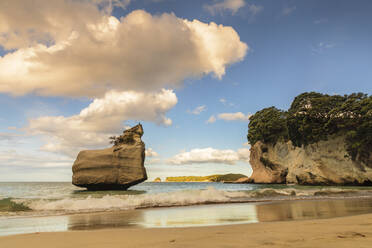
[3,193,372,220]
[2,213,372,247]
[3,196,372,237]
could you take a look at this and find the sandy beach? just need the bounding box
[2,213,372,248]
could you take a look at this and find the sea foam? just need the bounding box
[8,186,372,215]
[24,187,249,212]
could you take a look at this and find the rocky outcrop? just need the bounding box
[248,135,372,185]
[72,124,147,190]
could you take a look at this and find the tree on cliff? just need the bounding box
[247,92,372,164]
[287,92,346,146]
[248,107,288,145]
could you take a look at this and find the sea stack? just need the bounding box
[72,124,147,190]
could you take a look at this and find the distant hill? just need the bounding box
[165,173,247,182]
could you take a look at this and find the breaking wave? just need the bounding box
[2,187,372,215]
[24,187,248,212]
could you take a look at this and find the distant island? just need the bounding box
[153,177,161,182]
[247,92,372,185]
[165,173,248,183]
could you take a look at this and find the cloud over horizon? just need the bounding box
[27,89,177,157]
[167,147,250,165]
[0,2,248,97]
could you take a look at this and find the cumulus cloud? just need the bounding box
[0,0,130,50]
[205,0,246,15]
[207,112,251,123]
[188,105,207,115]
[167,147,250,165]
[0,3,248,97]
[145,148,159,158]
[27,89,177,157]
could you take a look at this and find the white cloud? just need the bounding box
[0,4,248,97]
[282,6,296,16]
[167,147,250,165]
[206,115,217,124]
[219,98,227,104]
[207,112,250,123]
[0,150,72,168]
[188,105,207,115]
[27,89,177,157]
[0,132,20,141]
[205,0,246,15]
[218,112,251,121]
[0,0,131,50]
[146,148,159,158]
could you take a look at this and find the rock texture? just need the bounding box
[72,124,147,190]
[249,135,372,185]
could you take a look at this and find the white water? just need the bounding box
[2,182,372,216]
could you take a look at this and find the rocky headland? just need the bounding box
[165,174,247,183]
[72,124,147,190]
[247,92,372,185]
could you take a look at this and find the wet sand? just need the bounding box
[1,212,372,248]
[3,197,372,237]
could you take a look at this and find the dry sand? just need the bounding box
[1,213,372,248]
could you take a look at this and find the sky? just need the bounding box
[0,0,371,181]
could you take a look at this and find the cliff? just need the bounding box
[72,124,147,190]
[247,92,372,185]
[249,135,372,185]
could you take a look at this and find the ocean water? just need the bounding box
[2,182,372,236]
[1,182,372,216]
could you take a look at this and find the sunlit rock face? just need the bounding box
[72,124,147,190]
[249,135,372,185]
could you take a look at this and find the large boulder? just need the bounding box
[248,135,372,185]
[72,124,147,190]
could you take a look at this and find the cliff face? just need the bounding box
[249,135,372,185]
[72,124,147,190]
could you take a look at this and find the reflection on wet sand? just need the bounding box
[68,210,144,230]
[67,198,372,230]
[67,204,258,230]
[3,198,372,236]
[141,204,258,227]
[256,198,372,222]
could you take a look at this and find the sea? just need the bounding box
[2,182,372,236]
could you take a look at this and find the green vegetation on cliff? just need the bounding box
[248,92,372,164]
[166,174,247,182]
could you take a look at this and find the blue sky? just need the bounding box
[0,0,371,181]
